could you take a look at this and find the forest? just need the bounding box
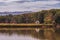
[0,9,60,24]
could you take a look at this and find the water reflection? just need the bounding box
[0,30,44,40]
[0,30,60,40]
[0,33,40,40]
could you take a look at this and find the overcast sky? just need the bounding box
[0,0,60,12]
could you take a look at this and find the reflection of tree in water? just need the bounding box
[0,30,45,39]
[0,30,60,40]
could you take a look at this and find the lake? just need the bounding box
[0,30,60,40]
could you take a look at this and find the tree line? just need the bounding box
[0,9,60,24]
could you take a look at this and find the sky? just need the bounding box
[0,0,60,12]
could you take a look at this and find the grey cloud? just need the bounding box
[0,2,7,6]
[51,3,60,7]
[0,0,60,12]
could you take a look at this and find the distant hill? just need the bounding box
[0,11,32,16]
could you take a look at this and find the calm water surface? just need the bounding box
[0,30,59,40]
[0,33,40,40]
